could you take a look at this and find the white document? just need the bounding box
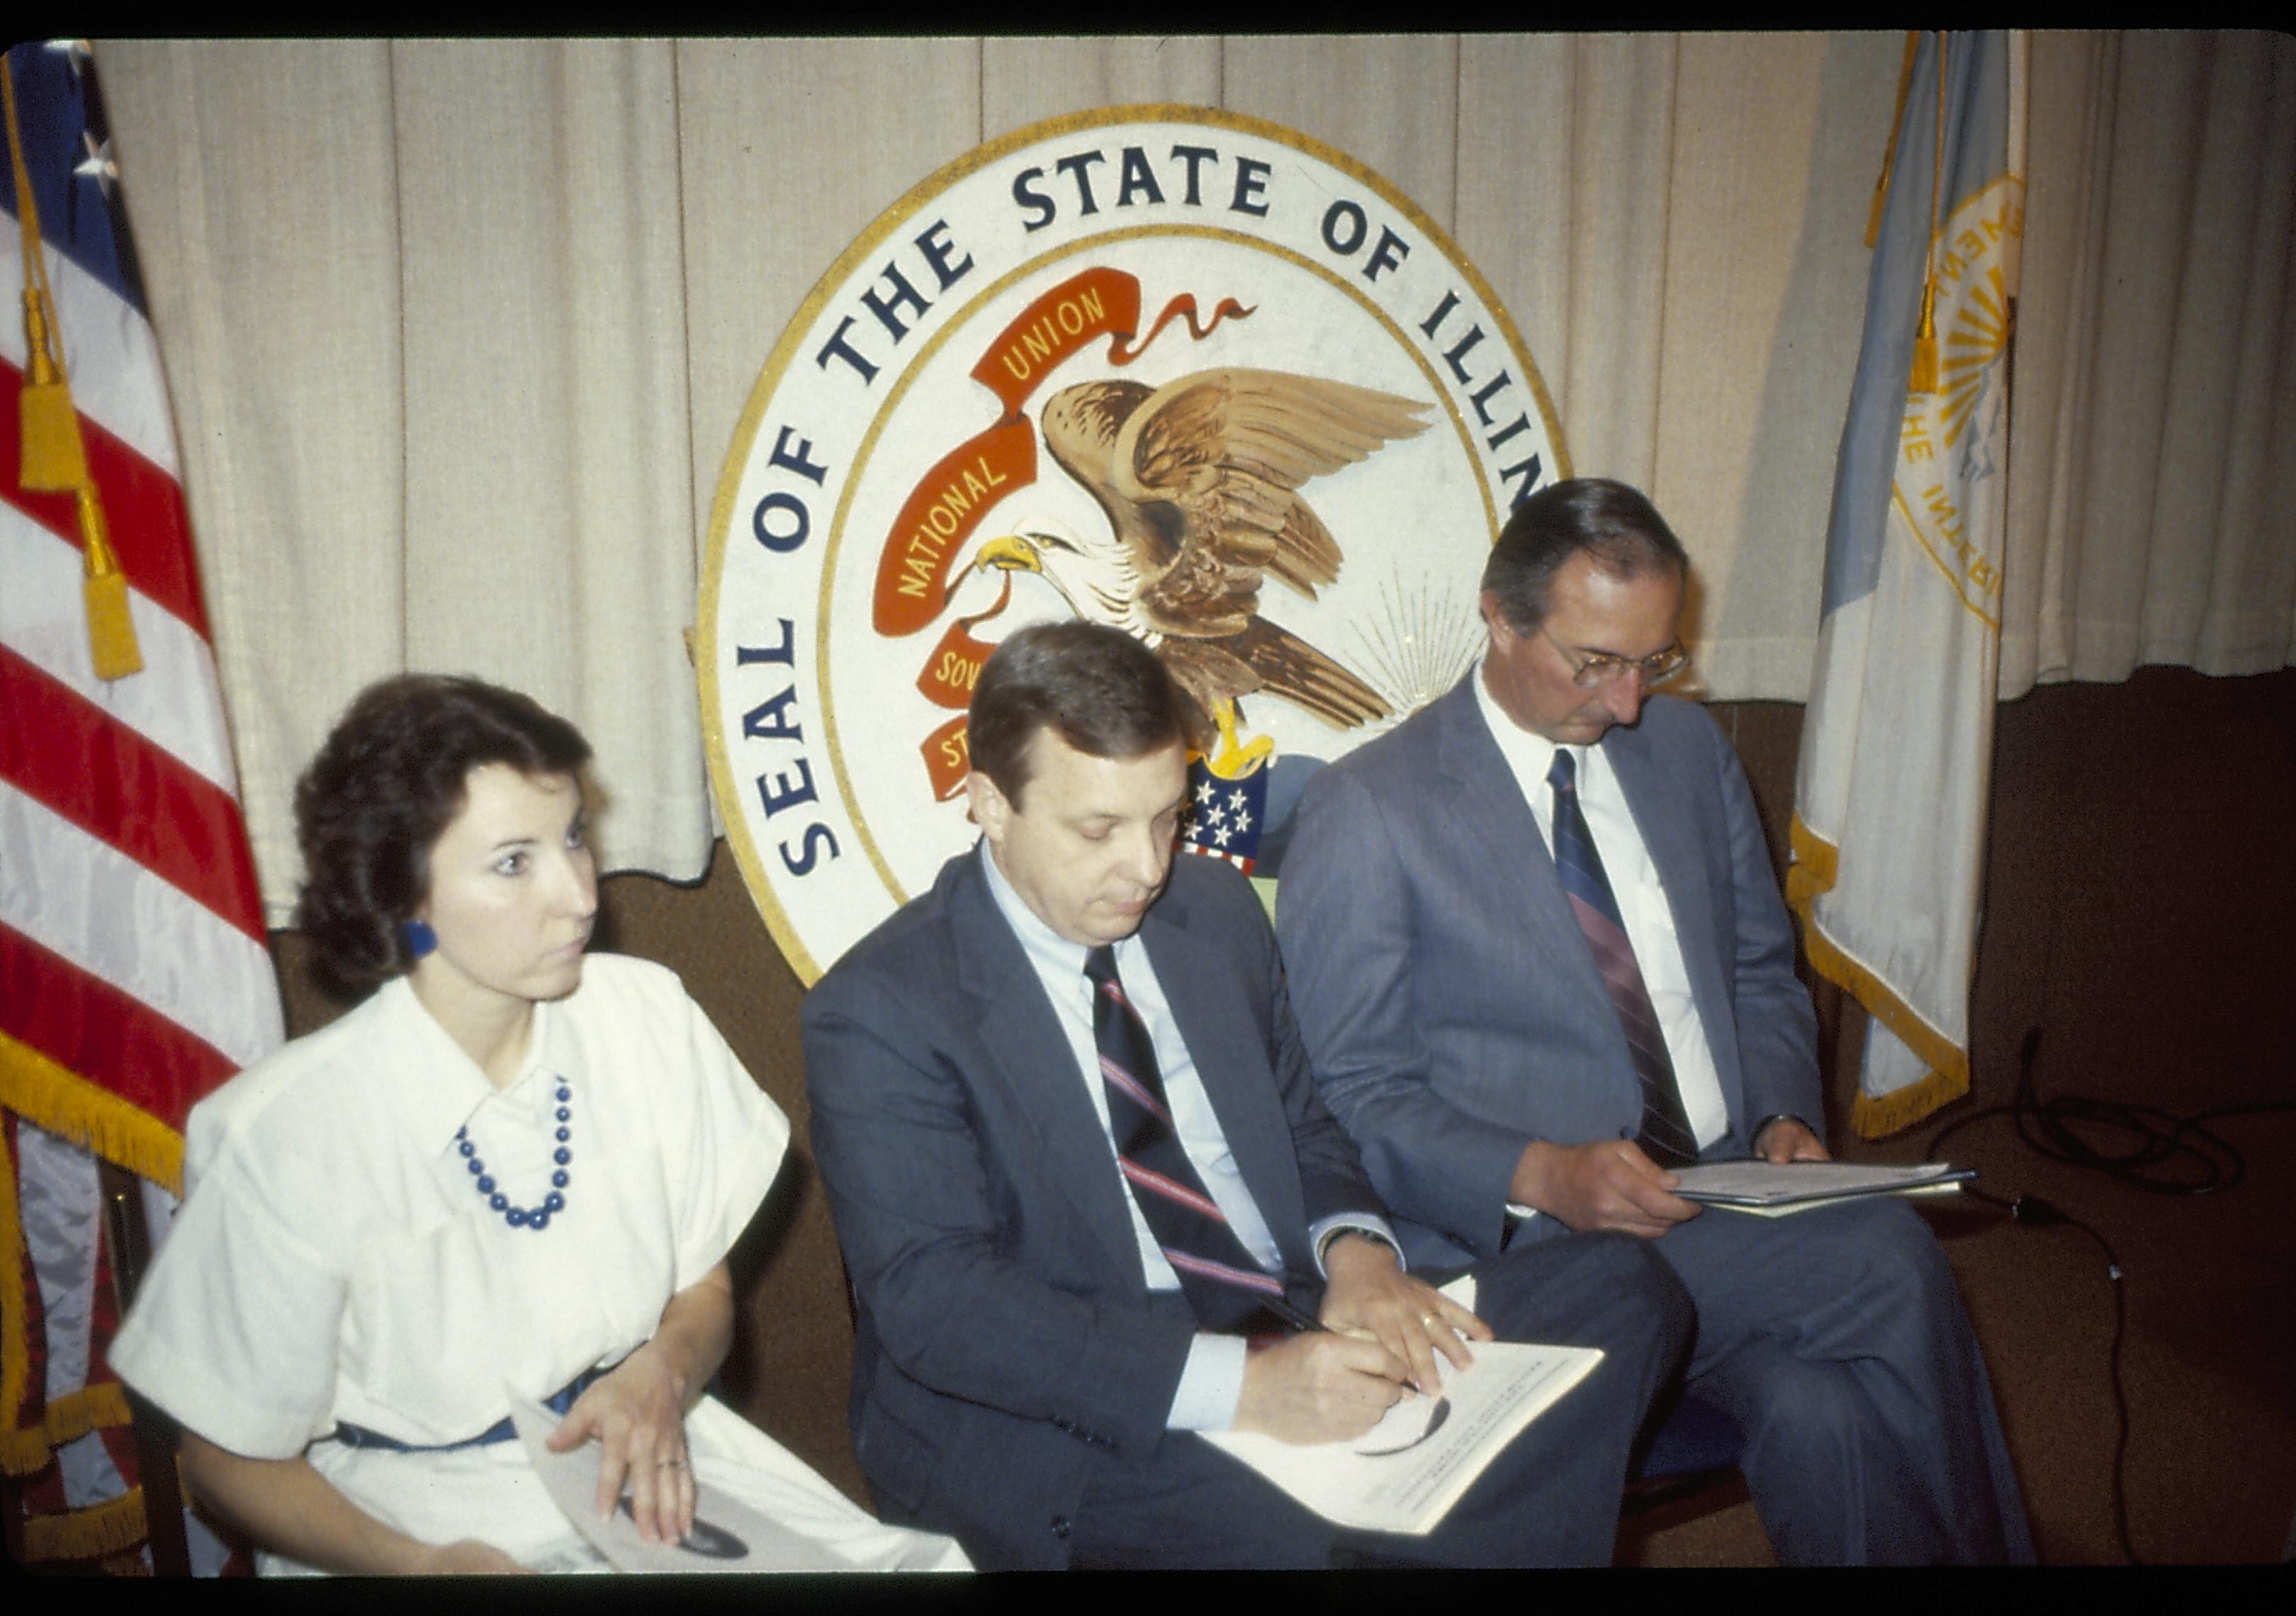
[1198,1276,1602,1537]
[510,1398,860,1573]
[1670,1159,1973,1213]
[1704,1183,1966,1218]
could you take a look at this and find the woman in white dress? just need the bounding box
[109,675,965,1574]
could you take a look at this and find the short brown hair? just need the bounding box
[295,674,591,997]
[968,622,1188,808]
[1482,478,1689,634]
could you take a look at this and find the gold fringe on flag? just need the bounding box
[1,1423,53,1474]
[42,1380,133,1450]
[6,1381,136,1476]
[4,50,144,681]
[0,1031,188,1195]
[1786,814,1972,1138]
[2,1057,159,1488]
[3,1037,174,1485]
[1848,1065,1969,1140]
[1,1031,182,1481]
[23,1485,151,1564]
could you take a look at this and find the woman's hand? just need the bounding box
[544,1259,736,1547]
[549,1341,696,1546]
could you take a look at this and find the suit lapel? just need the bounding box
[1430,678,1609,989]
[946,855,1152,1286]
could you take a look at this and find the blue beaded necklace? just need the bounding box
[456,1079,573,1230]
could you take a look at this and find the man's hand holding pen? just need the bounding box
[1230,1234,1491,1444]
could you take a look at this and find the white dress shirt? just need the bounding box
[1473,662,1732,1157]
[979,841,1394,1430]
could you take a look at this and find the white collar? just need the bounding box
[978,837,1093,980]
[1471,654,1589,797]
[370,974,578,1154]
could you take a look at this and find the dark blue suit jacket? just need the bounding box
[801,847,1382,1569]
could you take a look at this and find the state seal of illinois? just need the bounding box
[700,106,1567,981]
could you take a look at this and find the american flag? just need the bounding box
[1179,751,1268,877]
[2,40,281,1570]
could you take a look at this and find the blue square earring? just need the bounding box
[400,919,438,960]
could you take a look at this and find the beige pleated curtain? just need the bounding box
[93,33,2296,920]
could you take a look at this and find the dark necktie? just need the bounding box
[1546,749,1699,1168]
[1084,945,1289,1333]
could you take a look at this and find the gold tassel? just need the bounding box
[1906,33,1948,397]
[7,53,138,681]
[18,287,89,490]
[1867,31,1922,250]
[1908,284,1941,394]
[78,487,143,680]
[8,57,87,489]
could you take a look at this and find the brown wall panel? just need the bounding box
[1971,666,2296,1116]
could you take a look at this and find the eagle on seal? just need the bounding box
[974,366,1428,754]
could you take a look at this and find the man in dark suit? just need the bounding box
[1277,478,2032,1564]
[801,621,1691,1569]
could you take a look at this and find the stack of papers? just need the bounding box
[1670,1160,1974,1217]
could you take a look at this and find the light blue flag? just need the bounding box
[1789,32,2026,1138]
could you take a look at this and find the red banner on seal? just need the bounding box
[920,713,974,802]
[871,264,1255,804]
[872,420,1036,637]
[872,266,1259,640]
[916,575,1011,710]
[969,266,1144,414]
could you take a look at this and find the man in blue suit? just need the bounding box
[801,621,1690,1569]
[1278,479,2033,1564]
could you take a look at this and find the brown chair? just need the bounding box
[98,1158,193,1576]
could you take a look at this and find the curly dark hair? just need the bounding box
[294,674,591,997]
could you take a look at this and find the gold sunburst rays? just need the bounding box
[1934,266,2013,449]
[1344,574,1483,721]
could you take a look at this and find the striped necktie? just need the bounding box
[1546,749,1699,1168]
[1084,946,1289,1333]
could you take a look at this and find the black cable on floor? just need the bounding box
[1922,1028,2277,1197]
[1913,1028,2296,1566]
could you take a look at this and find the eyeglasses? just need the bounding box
[1538,624,1692,689]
